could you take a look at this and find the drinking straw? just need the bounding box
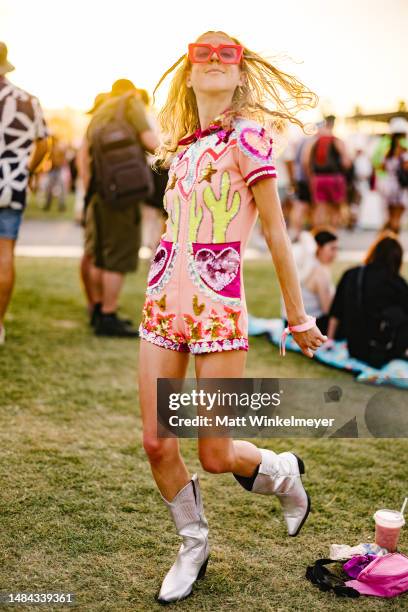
[400,497,408,516]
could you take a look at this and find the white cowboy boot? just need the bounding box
[234,450,310,537]
[157,474,210,604]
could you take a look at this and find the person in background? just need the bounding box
[350,137,374,227]
[83,79,159,337]
[282,229,337,335]
[76,93,109,319]
[43,135,67,212]
[379,117,408,233]
[307,115,351,227]
[0,42,48,345]
[275,136,295,226]
[137,88,167,253]
[327,232,408,367]
[289,135,314,238]
[66,145,78,193]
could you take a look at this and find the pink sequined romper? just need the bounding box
[139,117,277,354]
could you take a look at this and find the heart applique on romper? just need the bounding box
[194,247,240,292]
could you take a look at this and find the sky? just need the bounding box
[1,0,407,118]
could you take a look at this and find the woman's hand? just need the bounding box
[292,325,328,358]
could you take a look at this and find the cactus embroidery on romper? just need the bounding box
[166,193,180,242]
[203,171,240,243]
[188,192,203,242]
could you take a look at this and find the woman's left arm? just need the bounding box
[251,178,327,357]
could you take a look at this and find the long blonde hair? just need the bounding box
[154,31,318,166]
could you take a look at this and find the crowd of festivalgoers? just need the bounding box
[0,40,407,366]
[278,115,408,236]
[27,114,408,236]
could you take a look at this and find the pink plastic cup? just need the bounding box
[374,509,405,552]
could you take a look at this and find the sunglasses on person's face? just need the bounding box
[188,43,244,64]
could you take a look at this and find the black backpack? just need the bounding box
[89,93,154,208]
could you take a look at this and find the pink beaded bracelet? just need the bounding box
[280,315,316,356]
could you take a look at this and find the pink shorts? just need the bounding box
[311,174,346,205]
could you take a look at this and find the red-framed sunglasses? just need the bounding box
[188,43,244,64]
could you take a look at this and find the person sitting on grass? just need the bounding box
[327,232,408,367]
[282,228,338,335]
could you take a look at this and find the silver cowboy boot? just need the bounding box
[157,474,210,604]
[234,449,310,537]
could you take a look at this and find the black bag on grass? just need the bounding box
[306,558,360,598]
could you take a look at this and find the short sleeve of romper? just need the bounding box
[234,118,277,187]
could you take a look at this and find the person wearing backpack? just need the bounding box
[307,115,351,227]
[84,79,159,337]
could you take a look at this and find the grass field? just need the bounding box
[1,257,407,611]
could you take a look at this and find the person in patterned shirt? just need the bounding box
[0,42,48,344]
[137,31,327,604]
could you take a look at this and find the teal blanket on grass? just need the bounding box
[248,315,408,389]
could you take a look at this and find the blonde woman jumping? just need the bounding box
[137,30,327,604]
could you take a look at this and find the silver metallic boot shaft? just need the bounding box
[251,449,310,536]
[157,474,210,604]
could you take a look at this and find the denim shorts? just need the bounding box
[0,207,23,240]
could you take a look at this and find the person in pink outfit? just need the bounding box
[137,31,327,604]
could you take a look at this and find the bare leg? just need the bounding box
[329,202,343,228]
[79,254,95,312]
[89,263,103,304]
[138,339,191,500]
[140,342,211,603]
[0,238,15,326]
[195,349,310,538]
[194,350,262,476]
[313,201,329,226]
[89,264,103,304]
[101,270,124,313]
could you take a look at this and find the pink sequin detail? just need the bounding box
[239,126,272,161]
[194,247,240,292]
[147,246,167,284]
